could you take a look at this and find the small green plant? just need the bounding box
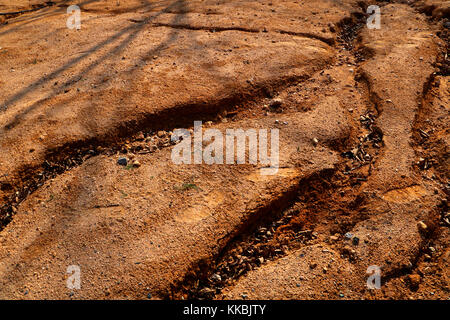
[182,183,198,191]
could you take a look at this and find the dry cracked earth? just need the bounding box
[0,0,448,300]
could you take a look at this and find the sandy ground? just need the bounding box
[0,0,448,299]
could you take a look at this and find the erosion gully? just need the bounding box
[165,11,382,300]
[166,4,448,299]
[0,1,447,300]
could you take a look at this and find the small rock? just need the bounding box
[444,21,450,29]
[117,157,128,166]
[344,232,353,239]
[269,98,283,109]
[157,130,166,138]
[417,221,427,232]
[330,235,339,241]
[352,237,360,245]
[131,160,141,168]
[343,246,356,255]
[210,273,221,282]
[312,138,319,146]
[136,132,145,141]
[408,274,421,288]
[147,293,152,299]
[310,263,317,269]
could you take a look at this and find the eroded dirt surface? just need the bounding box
[0,1,448,299]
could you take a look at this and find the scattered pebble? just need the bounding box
[136,132,145,141]
[312,138,319,146]
[157,130,166,138]
[131,160,141,168]
[269,98,283,109]
[210,273,222,282]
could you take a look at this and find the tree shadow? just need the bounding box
[1,0,186,130]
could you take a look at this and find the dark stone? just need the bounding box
[117,157,128,166]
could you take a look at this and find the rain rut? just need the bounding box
[0,0,448,300]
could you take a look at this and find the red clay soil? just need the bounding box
[0,0,448,299]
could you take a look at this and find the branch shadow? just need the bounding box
[1,0,185,130]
